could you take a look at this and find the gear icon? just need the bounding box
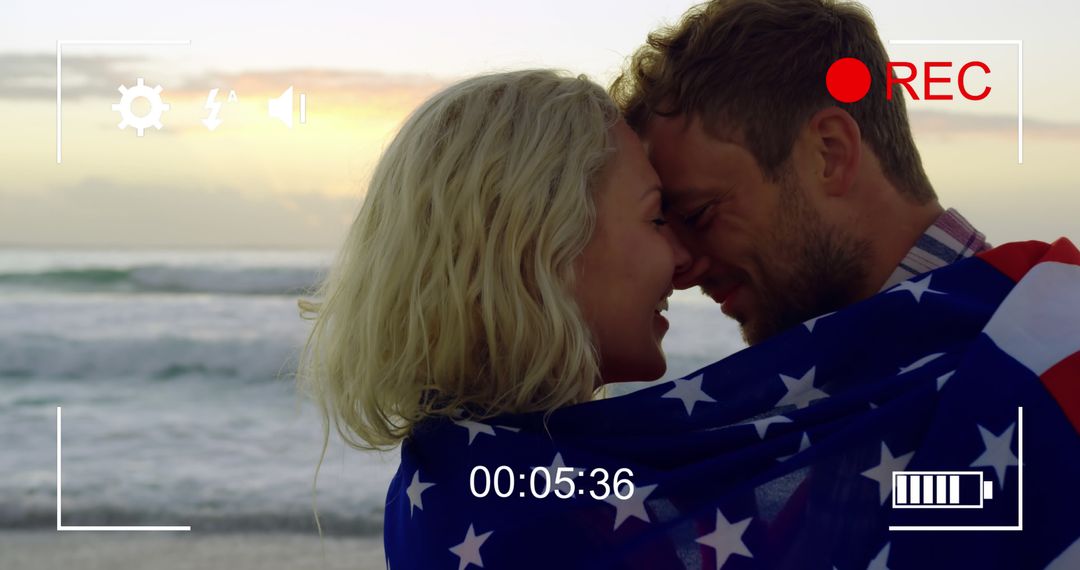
[111,78,170,136]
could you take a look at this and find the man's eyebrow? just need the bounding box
[661,187,712,213]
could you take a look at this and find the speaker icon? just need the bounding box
[268,86,307,128]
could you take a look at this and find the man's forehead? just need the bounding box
[643,112,744,145]
[641,121,758,216]
[640,115,693,177]
[643,116,744,190]
[642,113,692,142]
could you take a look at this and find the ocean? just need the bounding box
[0,248,743,541]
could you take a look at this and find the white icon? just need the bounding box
[203,88,223,131]
[888,407,1023,532]
[201,89,237,131]
[111,78,170,137]
[891,471,994,509]
[268,86,307,128]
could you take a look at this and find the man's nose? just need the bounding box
[673,255,709,290]
[665,229,708,290]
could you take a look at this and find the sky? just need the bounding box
[1,0,1078,248]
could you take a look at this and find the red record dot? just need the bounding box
[826,58,872,103]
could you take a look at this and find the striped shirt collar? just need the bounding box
[880,208,990,291]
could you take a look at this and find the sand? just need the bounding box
[0,530,386,570]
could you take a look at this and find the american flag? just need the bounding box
[384,238,1080,569]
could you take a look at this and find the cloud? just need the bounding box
[9,50,1078,144]
[0,52,146,100]
[0,178,360,248]
[909,109,1080,139]
[171,68,449,98]
[0,51,451,102]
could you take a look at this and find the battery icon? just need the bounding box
[891,471,995,509]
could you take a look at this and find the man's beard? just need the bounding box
[740,182,872,345]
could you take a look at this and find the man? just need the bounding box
[611,0,987,345]
[378,4,1080,569]
[599,1,1080,568]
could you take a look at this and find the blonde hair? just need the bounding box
[297,70,620,453]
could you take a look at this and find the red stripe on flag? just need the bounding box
[1042,350,1080,436]
[978,238,1080,282]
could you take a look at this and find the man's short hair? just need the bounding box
[611,0,936,203]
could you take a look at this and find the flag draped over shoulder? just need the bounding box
[383,239,1080,570]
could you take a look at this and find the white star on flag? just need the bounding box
[453,419,496,445]
[603,483,658,531]
[1044,537,1080,569]
[695,508,753,570]
[662,373,716,416]
[971,422,1018,489]
[803,310,836,333]
[898,352,945,374]
[775,367,828,410]
[405,470,435,517]
[861,442,914,505]
[777,432,811,462]
[888,274,945,303]
[936,370,955,391]
[449,524,493,570]
[867,542,891,570]
[742,414,793,439]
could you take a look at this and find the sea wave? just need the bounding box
[0,333,301,382]
[0,265,324,296]
[0,504,384,536]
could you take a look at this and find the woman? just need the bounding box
[298,69,692,566]
[299,69,688,445]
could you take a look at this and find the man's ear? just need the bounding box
[806,106,861,197]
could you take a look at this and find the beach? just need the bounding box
[0,530,386,570]
[0,248,743,569]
